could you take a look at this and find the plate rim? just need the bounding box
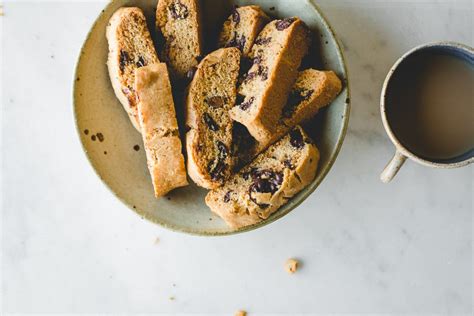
[72,0,351,236]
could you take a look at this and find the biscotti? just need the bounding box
[206,126,319,229]
[230,17,310,143]
[135,63,188,197]
[186,47,241,189]
[218,5,270,57]
[107,7,160,131]
[156,0,203,78]
[256,69,342,151]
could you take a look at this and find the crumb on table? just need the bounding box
[285,258,299,274]
[235,311,247,316]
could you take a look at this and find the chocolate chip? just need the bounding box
[206,96,225,108]
[208,160,226,181]
[217,141,228,160]
[284,159,295,170]
[119,50,130,73]
[96,133,104,142]
[242,167,257,181]
[84,129,89,135]
[91,135,96,141]
[232,6,240,24]
[169,1,189,20]
[254,37,271,46]
[252,55,263,65]
[203,113,219,131]
[121,86,131,95]
[133,145,140,151]
[289,128,305,149]
[238,96,255,111]
[248,169,284,207]
[243,72,257,84]
[242,172,250,180]
[275,17,296,31]
[282,89,314,118]
[136,56,146,68]
[186,67,197,81]
[223,191,232,203]
[257,65,268,80]
[226,32,246,52]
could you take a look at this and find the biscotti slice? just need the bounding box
[156,0,203,78]
[218,5,270,57]
[230,17,310,143]
[107,7,160,131]
[135,63,188,197]
[206,126,319,229]
[255,69,342,151]
[186,47,241,189]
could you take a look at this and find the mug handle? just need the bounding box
[380,151,407,183]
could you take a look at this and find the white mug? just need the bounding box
[380,42,473,183]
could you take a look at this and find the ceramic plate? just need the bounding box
[73,0,350,235]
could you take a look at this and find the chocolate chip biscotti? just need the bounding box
[156,0,203,78]
[230,17,310,143]
[219,5,270,57]
[186,47,241,189]
[107,7,160,131]
[206,126,319,229]
[255,69,342,151]
[135,63,188,197]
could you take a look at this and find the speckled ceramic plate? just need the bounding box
[73,0,350,235]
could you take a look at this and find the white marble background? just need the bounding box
[1,0,472,314]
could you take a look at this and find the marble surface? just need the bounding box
[1,0,472,314]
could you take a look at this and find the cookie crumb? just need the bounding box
[235,311,247,316]
[133,145,140,151]
[269,6,275,11]
[0,6,4,16]
[285,258,299,274]
[169,296,175,301]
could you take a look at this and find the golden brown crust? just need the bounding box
[136,63,188,197]
[106,7,160,131]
